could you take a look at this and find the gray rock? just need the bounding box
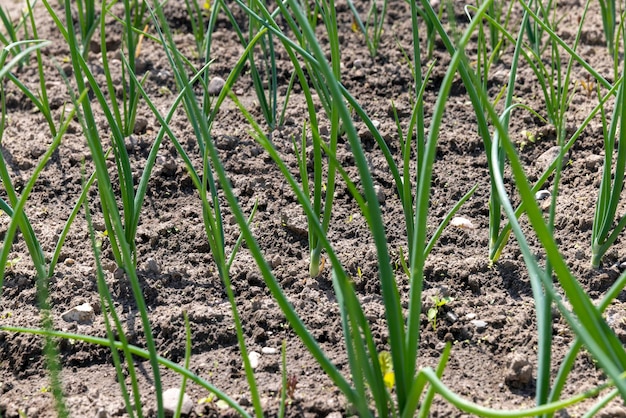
[95,409,110,418]
[145,257,160,274]
[446,311,458,322]
[584,154,604,171]
[124,135,137,152]
[208,77,226,96]
[133,118,148,135]
[61,303,95,324]
[536,146,568,173]
[470,319,487,331]
[505,352,533,388]
[162,388,193,416]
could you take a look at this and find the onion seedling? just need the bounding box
[0,36,90,418]
[591,26,626,269]
[346,0,388,57]
[598,0,618,58]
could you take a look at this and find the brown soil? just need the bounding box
[1,0,625,417]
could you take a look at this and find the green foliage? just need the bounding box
[347,0,388,57]
[598,0,618,58]
[3,0,626,417]
[0,5,32,70]
[427,295,453,331]
[591,25,626,268]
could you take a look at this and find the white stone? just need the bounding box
[535,190,551,201]
[261,347,278,355]
[248,351,261,369]
[61,303,95,324]
[470,319,488,330]
[450,216,475,230]
[162,387,193,416]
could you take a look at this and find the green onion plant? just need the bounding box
[184,0,210,57]
[477,3,626,414]
[202,0,281,129]
[0,4,32,70]
[591,25,626,269]
[598,0,617,57]
[483,0,616,262]
[5,0,626,416]
[200,0,626,415]
[222,0,342,278]
[75,0,98,59]
[347,0,388,57]
[0,38,86,418]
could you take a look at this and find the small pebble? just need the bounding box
[62,64,73,77]
[536,146,567,172]
[261,347,278,354]
[30,146,46,159]
[270,256,282,268]
[133,118,148,135]
[470,319,487,331]
[114,267,126,280]
[446,311,458,322]
[353,59,364,68]
[216,135,238,150]
[155,70,172,84]
[372,120,381,129]
[534,190,551,201]
[145,257,160,274]
[248,351,261,369]
[208,77,226,96]
[584,154,604,170]
[124,135,137,152]
[95,409,110,418]
[162,387,193,416]
[465,313,476,320]
[134,59,148,73]
[61,303,95,324]
[103,261,117,273]
[450,216,475,230]
[505,352,533,388]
